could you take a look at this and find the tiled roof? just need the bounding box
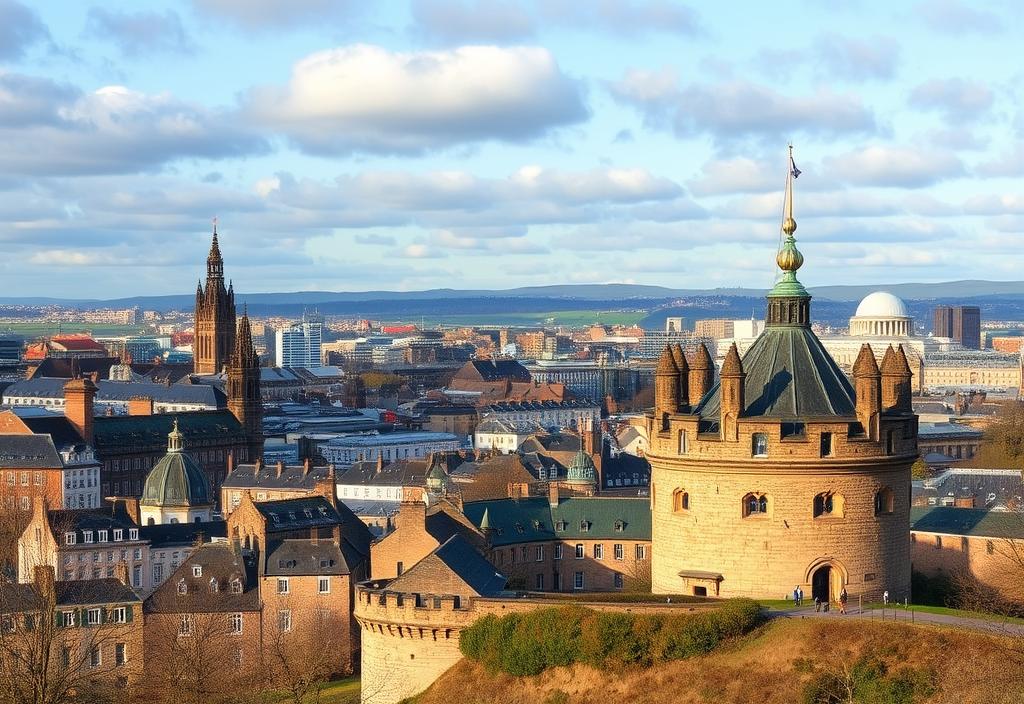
[55,578,140,605]
[462,496,651,546]
[453,454,537,503]
[910,506,1024,539]
[223,462,330,490]
[387,534,506,598]
[0,434,62,468]
[264,539,350,576]
[696,327,858,420]
[144,543,260,614]
[454,360,531,383]
[255,496,342,531]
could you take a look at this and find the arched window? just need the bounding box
[672,489,689,513]
[813,492,844,518]
[874,487,894,515]
[743,493,768,517]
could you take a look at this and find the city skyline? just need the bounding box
[1,0,1022,297]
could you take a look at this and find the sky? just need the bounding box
[1,0,1022,299]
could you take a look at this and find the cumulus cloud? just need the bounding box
[915,0,1003,34]
[975,143,1024,177]
[815,34,899,81]
[824,146,965,188]
[962,194,1024,216]
[539,0,702,37]
[84,7,194,57]
[909,78,993,121]
[410,0,535,43]
[688,157,780,196]
[244,44,588,154]
[609,73,876,141]
[354,233,396,246]
[0,1,50,61]
[191,0,359,30]
[0,76,267,176]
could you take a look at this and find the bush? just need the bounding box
[800,657,937,704]
[460,600,762,676]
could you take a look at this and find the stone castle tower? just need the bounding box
[647,148,916,603]
[228,308,263,461]
[194,226,236,374]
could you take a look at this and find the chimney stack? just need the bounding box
[719,343,745,442]
[226,451,235,476]
[548,481,560,508]
[275,460,284,479]
[63,376,97,445]
[375,454,384,474]
[127,396,154,416]
[302,457,311,478]
[115,560,131,587]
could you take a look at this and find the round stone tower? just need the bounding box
[647,147,916,603]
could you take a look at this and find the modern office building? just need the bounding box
[275,314,323,368]
[933,305,981,350]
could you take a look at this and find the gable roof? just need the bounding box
[3,378,225,407]
[139,520,227,549]
[144,542,259,614]
[254,496,342,532]
[0,434,63,468]
[264,539,350,576]
[453,454,538,503]
[386,534,506,598]
[223,462,331,491]
[19,414,88,451]
[462,496,651,546]
[56,578,140,606]
[453,360,531,383]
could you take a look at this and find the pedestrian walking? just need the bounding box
[839,588,848,614]
[814,596,821,612]
[797,586,804,606]
[883,590,889,606]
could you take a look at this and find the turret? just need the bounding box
[654,345,679,431]
[881,344,913,414]
[688,343,714,405]
[853,344,881,439]
[719,343,745,441]
[671,343,690,412]
[228,308,263,461]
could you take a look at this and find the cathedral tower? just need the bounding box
[228,309,263,462]
[194,225,237,374]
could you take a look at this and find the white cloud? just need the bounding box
[815,34,899,82]
[909,78,993,121]
[824,146,965,188]
[915,0,1003,34]
[84,8,194,57]
[0,1,50,61]
[975,144,1024,178]
[191,0,359,30]
[244,44,588,154]
[687,157,779,196]
[410,0,535,43]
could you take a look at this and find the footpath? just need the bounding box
[768,604,1024,637]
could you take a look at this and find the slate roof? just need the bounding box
[92,410,245,449]
[55,578,140,605]
[386,534,507,598]
[223,462,331,490]
[47,509,141,542]
[918,422,983,439]
[264,539,350,576]
[3,378,225,407]
[144,543,260,614]
[0,434,63,468]
[255,496,342,532]
[27,357,118,379]
[19,415,88,451]
[475,418,544,434]
[337,459,430,488]
[453,360,531,383]
[696,326,858,420]
[140,520,227,549]
[462,496,651,546]
[910,507,1024,539]
[483,399,599,412]
[141,449,213,508]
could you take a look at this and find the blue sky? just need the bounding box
[1,0,1021,298]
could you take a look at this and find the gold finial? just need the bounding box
[776,144,803,273]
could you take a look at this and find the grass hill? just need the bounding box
[408,618,1024,704]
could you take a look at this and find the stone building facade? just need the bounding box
[646,158,917,604]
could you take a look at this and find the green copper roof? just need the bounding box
[695,326,857,420]
[566,450,596,485]
[463,497,651,546]
[141,447,213,508]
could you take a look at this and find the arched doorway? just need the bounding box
[811,565,831,603]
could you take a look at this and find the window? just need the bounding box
[1,615,14,633]
[177,580,187,596]
[614,573,624,589]
[635,544,647,560]
[573,572,584,590]
[574,544,584,559]
[813,492,844,518]
[520,546,529,562]
[179,614,193,636]
[935,536,942,549]
[885,431,895,456]
[129,529,138,540]
[820,432,833,457]
[672,489,689,512]
[133,548,141,560]
[614,543,624,561]
[65,532,76,546]
[20,472,28,486]
[20,496,29,511]
[60,646,72,669]
[110,607,127,624]
[593,544,604,560]
[90,645,101,668]
[678,430,688,454]
[229,613,243,634]
[153,564,163,584]
[87,608,101,626]
[874,487,894,515]
[278,610,292,633]
[752,433,768,457]
[98,530,108,542]
[61,611,76,627]
[535,573,545,590]
[115,643,126,666]
[113,529,123,541]
[209,578,219,593]
[230,579,242,594]
[534,546,544,562]
[319,577,330,594]
[193,565,202,577]
[553,544,562,560]
[83,531,93,544]
[743,493,769,517]
[277,578,290,594]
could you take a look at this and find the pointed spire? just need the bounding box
[479,507,492,532]
[656,345,679,374]
[880,345,899,374]
[853,344,881,378]
[671,344,688,374]
[766,145,811,327]
[721,343,744,377]
[691,342,712,370]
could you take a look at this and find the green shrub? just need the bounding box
[800,657,937,704]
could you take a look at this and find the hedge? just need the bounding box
[460,599,762,676]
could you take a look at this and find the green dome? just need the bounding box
[566,450,596,485]
[140,420,212,508]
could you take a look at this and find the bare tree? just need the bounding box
[264,607,349,704]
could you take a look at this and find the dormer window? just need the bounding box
[98,530,108,542]
[269,513,280,523]
[209,578,219,593]
[65,532,76,546]
[304,509,312,518]
[113,529,123,542]
[83,531,94,544]
[177,580,187,596]
[129,529,138,540]
[555,520,567,531]
[230,579,242,594]
[614,520,625,532]
[193,565,202,578]
[579,521,591,533]
[514,522,524,534]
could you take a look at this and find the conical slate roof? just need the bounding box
[695,327,857,420]
[141,422,213,508]
[566,450,596,485]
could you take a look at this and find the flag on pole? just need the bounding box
[790,156,801,179]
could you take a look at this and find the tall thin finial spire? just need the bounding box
[775,145,804,278]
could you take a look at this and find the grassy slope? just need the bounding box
[410,619,1024,704]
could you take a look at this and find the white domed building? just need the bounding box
[849,292,913,337]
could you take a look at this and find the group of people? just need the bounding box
[793,585,849,614]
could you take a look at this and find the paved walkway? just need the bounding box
[767,604,1024,637]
